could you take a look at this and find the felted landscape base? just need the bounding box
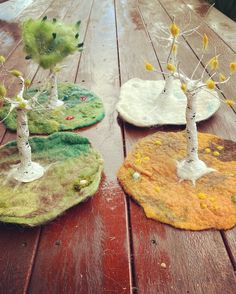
[117,131,236,230]
[0,83,105,134]
[0,132,103,226]
[116,78,220,127]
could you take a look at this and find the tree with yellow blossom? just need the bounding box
[175,39,236,184]
[0,56,45,182]
[145,18,201,102]
[144,17,236,184]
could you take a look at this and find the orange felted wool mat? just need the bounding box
[117,131,236,230]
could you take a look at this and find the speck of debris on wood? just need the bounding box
[55,240,61,246]
[160,262,167,268]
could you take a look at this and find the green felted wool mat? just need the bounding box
[0,83,105,134]
[0,132,103,226]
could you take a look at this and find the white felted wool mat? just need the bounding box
[116,78,220,127]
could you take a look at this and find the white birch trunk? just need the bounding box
[176,91,215,185]
[17,108,32,170]
[160,75,174,98]
[47,70,64,109]
[157,75,176,109]
[10,84,45,182]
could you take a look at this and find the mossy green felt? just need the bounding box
[0,132,103,226]
[0,83,105,134]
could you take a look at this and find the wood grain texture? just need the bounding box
[0,1,79,293]
[138,0,236,141]
[0,0,55,58]
[157,0,236,270]
[224,229,236,269]
[0,131,41,294]
[158,0,236,112]
[27,0,131,293]
[115,0,236,293]
[0,0,236,292]
[181,0,236,52]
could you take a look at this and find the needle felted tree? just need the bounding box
[0,17,105,135]
[117,35,236,230]
[0,58,103,226]
[0,67,45,182]
[176,35,236,184]
[22,17,83,109]
[116,13,220,127]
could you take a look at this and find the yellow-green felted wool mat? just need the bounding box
[117,131,236,230]
[0,132,103,226]
[0,83,105,134]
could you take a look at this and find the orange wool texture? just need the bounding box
[117,131,236,230]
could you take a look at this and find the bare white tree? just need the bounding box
[0,59,46,182]
[145,25,236,185]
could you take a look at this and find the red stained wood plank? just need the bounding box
[224,229,236,269]
[0,225,40,294]
[0,1,82,293]
[0,131,41,294]
[0,0,55,58]
[157,0,236,112]
[158,0,236,271]
[27,0,131,293]
[115,0,236,292]
[181,0,236,52]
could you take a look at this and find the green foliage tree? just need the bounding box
[22,17,83,108]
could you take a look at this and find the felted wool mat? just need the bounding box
[117,131,236,230]
[116,78,220,127]
[0,83,105,134]
[0,132,103,226]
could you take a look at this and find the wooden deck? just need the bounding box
[0,0,236,293]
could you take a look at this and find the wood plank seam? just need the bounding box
[23,1,89,291]
[0,0,58,145]
[0,0,57,63]
[116,0,236,291]
[114,0,138,291]
[0,2,83,293]
[23,228,42,294]
[220,231,236,271]
[181,0,236,55]
[156,0,236,271]
[73,0,95,83]
[156,0,236,115]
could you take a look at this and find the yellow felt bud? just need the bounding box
[15,96,22,102]
[154,140,162,145]
[197,192,207,200]
[18,102,27,109]
[205,148,211,154]
[202,33,208,50]
[170,22,180,37]
[225,99,235,107]
[181,83,187,92]
[145,63,155,71]
[10,69,22,77]
[206,79,215,89]
[0,55,6,64]
[154,186,161,193]
[219,73,226,82]
[213,151,220,157]
[24,79,31,88]
[230,62,236,73]
[0,84,7,97]
[166,63,176,72]
[216,145,224,150]
[209,56,219,70]
[200,203,207,209]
